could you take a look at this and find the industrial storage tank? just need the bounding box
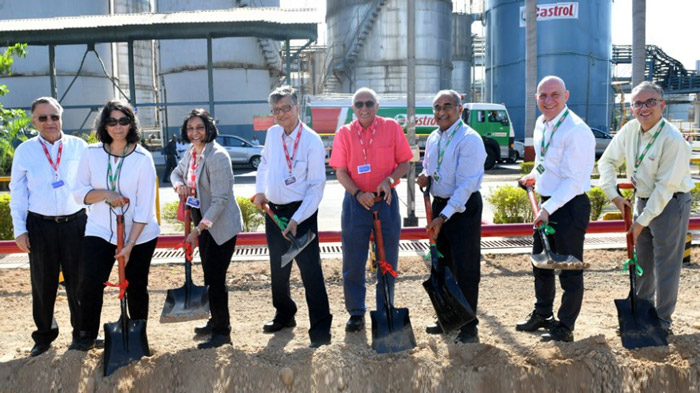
[157,0,281,141]
[485,0,613,139]
[451,12,472,96]
[0,1,117,133]
[325,0,453,94]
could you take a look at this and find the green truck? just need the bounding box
[303,95,515,170]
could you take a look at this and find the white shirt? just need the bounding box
[255,122,326,224]
[421,119,486,219]
[72,143,160,245]
[598,117,694,227]
[10,133,87,238]
[532,106,596,214]
[176,141,188,158]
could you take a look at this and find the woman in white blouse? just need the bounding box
[70,100,160,350]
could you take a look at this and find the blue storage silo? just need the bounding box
[485,0,613,139]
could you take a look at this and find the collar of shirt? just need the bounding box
[542,106,568,130]
[37,131,64,147]
[638,117,665,139]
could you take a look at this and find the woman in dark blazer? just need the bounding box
[171,108,243,349]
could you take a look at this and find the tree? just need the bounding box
[0,43,31,176]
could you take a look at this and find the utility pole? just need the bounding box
[524,0,537,161]
[404,0,418,227]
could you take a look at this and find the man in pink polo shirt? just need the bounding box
[329,87,413,332]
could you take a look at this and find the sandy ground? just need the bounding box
[1,248,699,392]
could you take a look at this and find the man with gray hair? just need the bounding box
[253,85,332,348]
[10,97,88,356]
[416,89,486,343]
[598,81,693,337]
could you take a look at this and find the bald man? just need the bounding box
[516,76,595,342]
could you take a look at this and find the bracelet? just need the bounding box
[386,176,395,184]
[194,226,202,235]
[439,213,449,222]
[353,189,362,199]
[126,239,136,245]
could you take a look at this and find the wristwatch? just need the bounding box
[194,226,202,235]
[439,213,449,222]
[386,176,395,184]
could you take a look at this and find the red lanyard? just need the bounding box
[39,138,62,178]
[354,119,376,164]
[189,151,199,196]
[282,122,303,174]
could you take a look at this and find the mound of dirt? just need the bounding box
[1,248,699,392]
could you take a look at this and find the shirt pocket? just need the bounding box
[374,146,395,174]
[544,146,564,174]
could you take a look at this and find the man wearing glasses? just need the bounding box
[253,85,332,348]
[516,76,595,342]
[416,90,486,343]
[329,87,413,332]
[599,81,693,337]
[9,97,88,356]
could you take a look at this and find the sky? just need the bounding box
[282,0,700,71]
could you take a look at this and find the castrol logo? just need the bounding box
[394,114,437,127]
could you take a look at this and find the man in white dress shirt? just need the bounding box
[10,97,88,356]
[599,81,693,336]
[515,76,595,342]
[253,85,332,348]
[417,90,486,344]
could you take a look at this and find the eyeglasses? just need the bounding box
[271,105,294,115]
[105,117,130,126]
[36,114,60,122]
[632,98,660,110]
[353,101,375,109]
[433,103,455,113]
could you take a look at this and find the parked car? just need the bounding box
[591,128,612,158]
[510,140,524,162]
[215,135,263,169]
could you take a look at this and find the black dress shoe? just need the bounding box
[68,338,95,351]
[262,318,296,333]
[194,319,214,336]
[516,310,555,332]
[197,334,232,349]
[309,335,331,348]
[30,343,50,357]
[345,316,364,332]
[95,336,105,349]
[425,322,444,335]
[541,322,574,342]
[454,327,479,344]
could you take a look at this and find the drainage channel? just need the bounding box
[0,232,681,269]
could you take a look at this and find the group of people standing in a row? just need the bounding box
[10,76,691,358]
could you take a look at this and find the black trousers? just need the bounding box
[266,203,332,342]
[532,193,590,330]
[198,230,237,336]
[433,192,483,331]
[78,236,157,339]
[26,211,86,345]
[162,155,178,182]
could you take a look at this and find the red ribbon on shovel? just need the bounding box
[175,242,194,262]
[104,279,129,299]
[378,260,398,278]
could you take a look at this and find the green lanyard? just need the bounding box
[633,120,665,174]
[435,120,462,174]
[107,143,129,191]
[540,109,569,158]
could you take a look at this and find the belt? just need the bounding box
[29,209,85,223]
[639,192,684,202]
[269,201,302,211]
[540,193,585,203]
[433,196,450,204]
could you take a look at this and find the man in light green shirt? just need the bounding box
[598,81,693,335]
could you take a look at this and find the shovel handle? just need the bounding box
[372,211,387,265]
[519,180,540,217]
[116,213,126,286]
[250,196,287,231]
[623,204,634,259]
[419,178,438,246]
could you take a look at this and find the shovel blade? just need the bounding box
[159,283,210,323]
[422,266,475,332]
[614,294,668,349]
[531,251,590,270]
[281,229,316,268]
[103,317,149,376]
[370,306,417,354]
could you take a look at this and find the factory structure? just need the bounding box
[1,0,699,145]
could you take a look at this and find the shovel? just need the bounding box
[369,209,416,354]
[103,205,150,376]
[160,200,210,323]
[253,197,315,268]
[520,180,589,270]
[614,203,668,349]
[419,177,475,332]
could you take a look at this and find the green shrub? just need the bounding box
[520,161,534,175]
[162,200,184,233]
[620,188,634,201]
[237,196,264,232]
[587,186,609,221]
[691,183,700,212]
[0,193,12,240]
[486,185,534,224]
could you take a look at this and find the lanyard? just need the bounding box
[634,120,665,174]
[39,139,63,179]
[540,109,569,158]
[435,120,462,174]
[354,119,377,164]
[282,122,303,175]
[189,151,200,196]
[106,143,129,192]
